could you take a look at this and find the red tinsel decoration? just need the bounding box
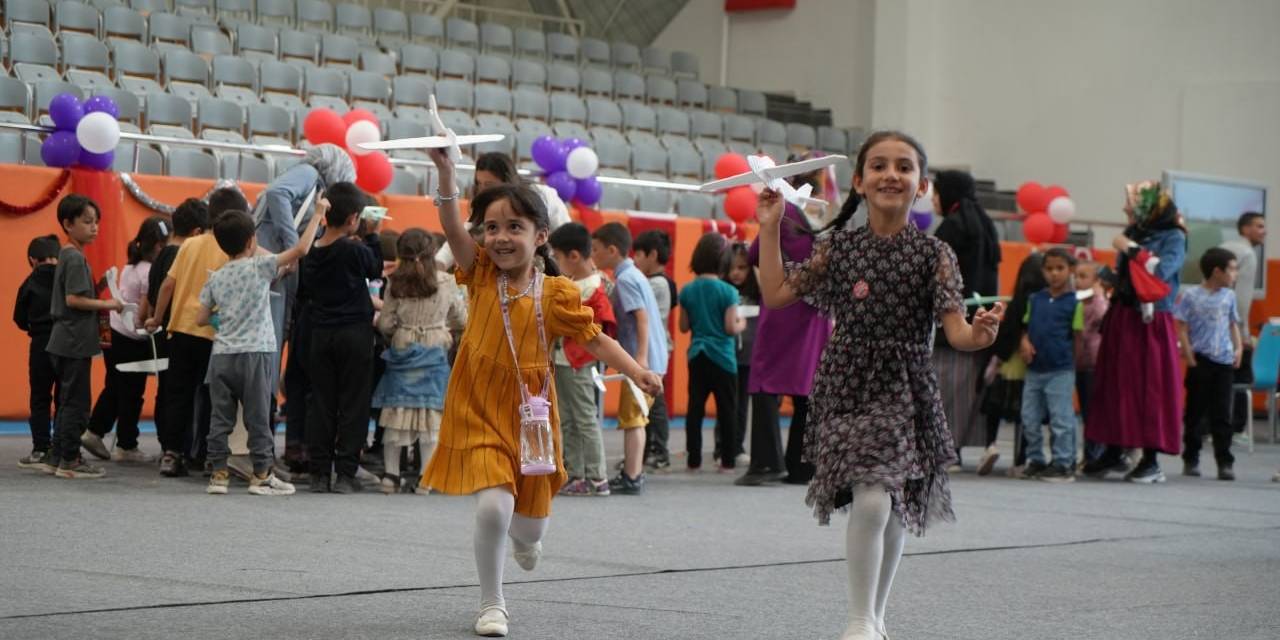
[0,170,72,216]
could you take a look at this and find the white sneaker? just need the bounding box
[734,452,751,467]
[207,470,230,495]
[1272,470,1280,483]
[474,607,509,637]
[355,465,381,486]
[80,432,111,460]
[976,445,999,476]
[112,448,153,463]
[248,473,296,496]
[512,540,541,571]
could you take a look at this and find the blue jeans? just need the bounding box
[1021,369,1077,467]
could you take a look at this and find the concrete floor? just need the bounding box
[1,427,1278,640]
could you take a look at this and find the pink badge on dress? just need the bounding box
[853,280,869,299]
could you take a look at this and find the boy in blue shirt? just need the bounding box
[1174,247,1242,481]
[1019,248,1084,483]
[591,222,668,495]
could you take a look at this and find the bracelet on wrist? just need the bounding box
[433,189,460,207]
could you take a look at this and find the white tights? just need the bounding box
[474,487,549,613]
[843,484,906,640]
[382,437,437,479]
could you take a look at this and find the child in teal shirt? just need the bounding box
[678,233,745,470]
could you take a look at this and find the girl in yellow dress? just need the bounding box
[423,148,663,638]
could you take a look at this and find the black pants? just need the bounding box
[50,354,92,464]
[283,320,311,465]
[1182,354,1235,466]
[1076,369,1106,463]
[1231,347,1253,433]
[27,334,57,453]
[162,332,213,460]
[746,393,785,474]
[645,391,670,459]
[306,323,374,479]
[88,329,152,450]
[783,396,814,482]
[685,353,738,469]
[735,365,750,452]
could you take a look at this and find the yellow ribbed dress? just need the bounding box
[421,247,601,517]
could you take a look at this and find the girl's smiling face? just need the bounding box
[728,253,750,286]
[854,139,928,216]
[482,197,547,274]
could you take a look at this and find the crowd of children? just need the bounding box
[8,136,1277,638]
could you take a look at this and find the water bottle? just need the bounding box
[518,396,556,476]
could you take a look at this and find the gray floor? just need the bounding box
[1,428,1279,640]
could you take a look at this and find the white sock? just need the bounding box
[844,484,893,639]
[509,513,549,550]
[383,441,401,478]
[874,511,905,634]
[474,488,515,612]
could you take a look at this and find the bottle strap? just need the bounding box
[498,271,552,403]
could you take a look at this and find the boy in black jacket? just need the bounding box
[300,182,382,492]
[14,235,62,471]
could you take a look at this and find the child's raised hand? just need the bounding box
[972,301,1004,346]
[757,187,785,227]
[427,147,454,174]
[633,370,664,397]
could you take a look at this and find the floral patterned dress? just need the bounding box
[786,223,964,535]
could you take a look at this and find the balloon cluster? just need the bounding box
[531,135,601,206]
[302,108,393,193]
[41,93,121,170]
[712,153,756,223]
[1015,181,1075,244]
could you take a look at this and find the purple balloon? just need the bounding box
[49,94,84,132]
[561,137,587,151]
[41,131,82,168]
[574,176,602,206]
[909,210,933,230]
[531,135,567,172]
[545,171,577,202]
[83,95,120,119]
[79,148,115,171]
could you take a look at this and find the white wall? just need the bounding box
[654,0,1280,256]
[651,0,876,128]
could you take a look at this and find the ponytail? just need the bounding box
[128,216,170,265]
[536,243,561,277]
[388,228,440,299]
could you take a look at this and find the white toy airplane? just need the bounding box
[700,154,846,210]
[356,95,504,158]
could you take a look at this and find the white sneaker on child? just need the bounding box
[248,473,296,496]
[207,470,230,495]
[112,448,153,463]
[512,540,541,571]
[474,607,509,637]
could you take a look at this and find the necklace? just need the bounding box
[499,272,536,304]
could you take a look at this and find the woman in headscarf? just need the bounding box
[253,143,357,470]
[930,169,1002,469]
[1082,181,1186,483]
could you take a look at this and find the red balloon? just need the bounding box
[724,186,756,223]
[355,151,393,193]
[1023,213,1055,244]
[1043,184,1069,205]
[303,109,346,147]
[1016,181,1047,214]
[1051,222,1069,243]
[714,153,750,181]
[343,109,379,127]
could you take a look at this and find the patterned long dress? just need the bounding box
[786,223,965,535]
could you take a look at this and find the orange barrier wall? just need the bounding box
[1,166,1276,420]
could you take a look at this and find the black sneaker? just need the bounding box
[331,474,363,494]
[1039,463,1075,483]
[1125,464,1166,484]
[309,473,331,493]
[1022,460,1049,480]
[1182,461,1201,477]
[158,452,189,477]
[1082,457,1129,479]
[55,458,106,479]
[734,469,785,486]
[609,472,645,495]
[17,450,55,474]
[1217,465,1235,481]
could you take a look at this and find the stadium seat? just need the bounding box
[53,1,101,37]
[255,0,293,29]
[321,33,359,70]
[514,28,545,60]
[349,70,390,106]
[631,141,668,179]
[723,113,754,144]
[621,101,655,133]
[445,16,479,53]
[739,89,766,117]
[280,29,319,65]
[512,58,546,90]
[546,32,578,64]
[638,189,672,213]
[215,0,252,25]
[786,122,816,150]
[112,41,164,99]
[581,67,612,98]
[677,80,707,110]
[145,91,193,131]
[360,50,397,77]
[434,78,473,113]
[7,0,51,31]
[590,127,630,171]
[599,183,636,210]
[646,76,676,106]
[409,13,443,45]
[304,67,346,102]
[817,125,846,154]
[196,95,243,135]
[475,54,511,85]
[671,51,699,79]
[657,107,690,138]
[236,23,278,62]
[641,47,669,76]
[8,31,59,83]
[550,93,585,124]
[581,37,610,69]
[708,86,736,113]
[610,41,640,71]
[166,147,218,178]
[668,144,702,183]
[547,62,580,95]
[295,0,333,32]
[513,86,549,123]
[335,3,372,40]
[586,97,621,130]
[613,70,644,103]
[474,83,511,117]
[690,110,722,141]
[399,43,439,78]
[391,75,433,109]
[439,49,475,81]
[479,22,513,56]
[191,24,233,58]
[103,6,146,44]
[372,8,408,47]
[676,192,714,219]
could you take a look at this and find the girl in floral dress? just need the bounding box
[756,131,1003,640]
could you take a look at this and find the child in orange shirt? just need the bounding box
[421,148,662,638]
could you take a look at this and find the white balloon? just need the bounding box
[345,120,381,156]
[565,146,599,179]
[1047,196,1075,223]
[75,112,120,154]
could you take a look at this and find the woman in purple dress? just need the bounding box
[734,196,837,486]
[757,131,1003,640]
